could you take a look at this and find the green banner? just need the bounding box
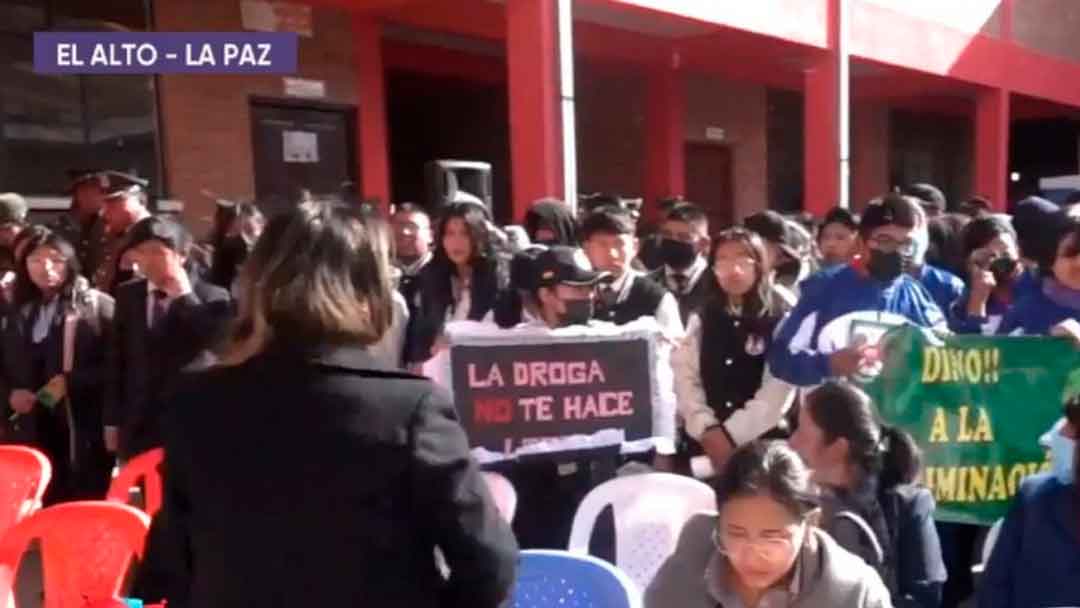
[861,327,1078,525]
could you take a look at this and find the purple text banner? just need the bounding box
[34,32,298,74]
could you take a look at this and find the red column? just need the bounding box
[644,59,686,219]
[974,88,1010,212]
[507,0,562,222]
[803,52,840,216]
[353,17,391,210]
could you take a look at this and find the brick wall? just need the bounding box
[685,73,768,221]
[155,0,358,235]
[1013,0,1080,62]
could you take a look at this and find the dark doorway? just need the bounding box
[386,70,511,223]
[889,110,973,208]
[685,142,734,229]
[249,99,356,216]
[1009,118,1080,204]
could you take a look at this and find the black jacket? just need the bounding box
[105,278,232,458]
[143,344,518,608]
[406,258,501,364]
[0,289,115,498]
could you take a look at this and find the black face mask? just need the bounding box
[867,249,906,283]
[989,257,1019,285]
[659,238,697,270]
[560,298,594,327]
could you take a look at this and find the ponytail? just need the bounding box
[878,425,923,490]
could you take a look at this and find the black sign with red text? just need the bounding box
[450,338,655,454]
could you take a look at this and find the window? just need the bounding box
[0,0,162,197]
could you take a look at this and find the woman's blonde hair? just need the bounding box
[221,199,393,364]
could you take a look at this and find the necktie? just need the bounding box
[150,290,169,328]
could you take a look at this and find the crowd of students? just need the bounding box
[0,171,1076,607]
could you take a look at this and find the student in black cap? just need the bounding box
[104,216,232,459]
[53,170,110,278]
[93,172,152,293]
[581,206,683,337]
[530,245,611,328]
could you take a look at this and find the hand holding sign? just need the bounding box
[1050,318,1080,347]
[829,334,873,377]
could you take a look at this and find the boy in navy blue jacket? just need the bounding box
[769,193,947,387]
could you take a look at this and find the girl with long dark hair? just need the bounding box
[950,216,1022,334]
[0,229,114,503]
[673,227,797,473]
[406,202,502,364]
[791,381,946,607]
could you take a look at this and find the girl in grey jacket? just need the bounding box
[646,441,892,608]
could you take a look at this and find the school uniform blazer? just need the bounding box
[0,289,114,452]
[143,344,518,608]
[104,277,232,459]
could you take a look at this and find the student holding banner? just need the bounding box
[768,193,947,388]
[791,382,946,608]
[673,227,796,473]
[978,376,1080,608]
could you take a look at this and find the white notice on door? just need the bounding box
[283,130,318,163]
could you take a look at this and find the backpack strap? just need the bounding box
[834,510,885,567]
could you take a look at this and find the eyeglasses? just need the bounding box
[713,523,803,563]
[868,235,917,256]
[714,257,757,274]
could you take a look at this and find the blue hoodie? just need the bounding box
[917,264,965,315]
[997,277,1080,336]
[768,265,946,387]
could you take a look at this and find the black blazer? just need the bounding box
[105,278,232,458]
[142,344,518,608]
[0,289,114,454]
[406,258,501,364]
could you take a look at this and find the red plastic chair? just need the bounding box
[0,446,51,536]
[0,501,150,608]
[107,448,163,517]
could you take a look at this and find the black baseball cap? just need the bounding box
[860,193,920,237]
[904,183,946,213]
[534,245,611,288]
[124,216,191,254]
[744,210,799,259]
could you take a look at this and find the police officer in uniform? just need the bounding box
[53,170,113,280]
[91,173,151,294]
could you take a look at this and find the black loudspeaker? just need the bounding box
[424,160,493,213]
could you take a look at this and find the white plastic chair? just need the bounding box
[482,471,518,523]
[971,518,1004,575]
[567,473,715,592]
